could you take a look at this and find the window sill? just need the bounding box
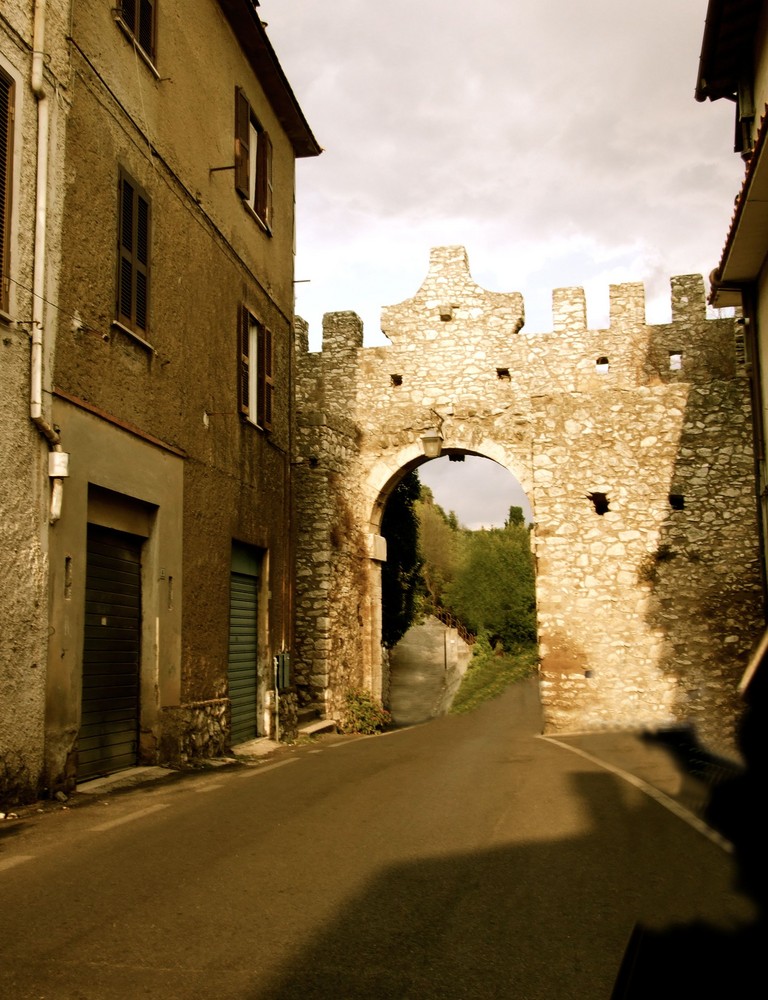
[242,200,272,237]
[244,414,270,433]
[114,16,160,79]
[0,307,14,326]
[111,320,156,354]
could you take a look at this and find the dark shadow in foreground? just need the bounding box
[612,664,767,997]
[250,763,754,999]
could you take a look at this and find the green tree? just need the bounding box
[380,471,423,648]
[506,505,525,527]
[414,489,461,607]
[443,522,536,648]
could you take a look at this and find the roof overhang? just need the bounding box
[217,0,321,158]
[710,105,768,307]
[695,0,762,102]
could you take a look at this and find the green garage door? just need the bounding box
[78,525,141,781]
[228,570,259,745]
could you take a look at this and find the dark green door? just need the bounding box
[228,571,259,744]
[77,525,141,781]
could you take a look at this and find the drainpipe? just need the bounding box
[30,0,68,522]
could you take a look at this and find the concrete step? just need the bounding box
[298,718,338,737]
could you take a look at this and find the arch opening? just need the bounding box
[377,454,538,725]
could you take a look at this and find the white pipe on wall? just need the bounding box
[30,0,66,523]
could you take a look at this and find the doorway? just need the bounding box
[77,525,142,781]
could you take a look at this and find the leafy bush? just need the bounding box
[340,688,392,734]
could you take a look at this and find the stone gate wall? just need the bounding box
[294,246,764,753]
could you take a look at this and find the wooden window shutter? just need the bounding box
[256,324,273,430]
[0,69,14,312]
[238,304,250,416]
[135,192,150,331]
[117,170,150,333]
[234,88,251,200]
[263,327,274,430]
[256,131,273,227]
[138,0,155,59]
[121,0,137,33]
[117,174,135,326]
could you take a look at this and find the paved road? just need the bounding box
[0,680,755,999]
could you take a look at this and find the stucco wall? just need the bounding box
[295,246,764,754]
[39,1,300,788]
[0,3,70,804]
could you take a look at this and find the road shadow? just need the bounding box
[249,764,755,999]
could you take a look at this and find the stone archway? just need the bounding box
[294,246,763,751]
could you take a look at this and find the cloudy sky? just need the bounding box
[264,0,743,527]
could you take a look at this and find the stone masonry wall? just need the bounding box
[294,246,764,754]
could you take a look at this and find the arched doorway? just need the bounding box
[381,455,535,723]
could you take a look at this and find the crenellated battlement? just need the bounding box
[300,248,716,355]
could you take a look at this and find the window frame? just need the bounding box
[238,304,274,432]
[116,168,151,337]
[0,66,14,314]
[234,87,273,232]
[117,0,157,65]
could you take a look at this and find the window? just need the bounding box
[0,68,14,313]
[238,305,273,431]
[235,87,273,230]
[117,170,151,335]
[118,0,156,63]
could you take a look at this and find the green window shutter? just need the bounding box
[235,88,250,200]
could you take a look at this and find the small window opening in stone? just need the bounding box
[390,374,403,387]
[308,456,319,468]
[595,357,610,374]
[496,368,511,380]
[587,491,610,515]
[669,493,685,511]
[669,351,683,371]
[448,454,465,463]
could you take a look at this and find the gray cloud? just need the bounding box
[266,0,744,516]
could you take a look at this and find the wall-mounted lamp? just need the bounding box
[420,426,443,458]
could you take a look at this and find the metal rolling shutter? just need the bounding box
[77,526,141,781]
[228,571,258,745]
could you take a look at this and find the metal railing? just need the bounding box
[424,604,475,646]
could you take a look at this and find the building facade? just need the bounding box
[696,0,768,584]
[1,0,71,805]
[1,0,319,802]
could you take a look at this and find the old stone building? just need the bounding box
[295,246,764,754]
[1,0,319,802]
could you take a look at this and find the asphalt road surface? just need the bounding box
[0,679,755,999]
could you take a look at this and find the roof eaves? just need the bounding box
[695,0,761,102]
[218,0,322,158]
[710,103,768,301]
